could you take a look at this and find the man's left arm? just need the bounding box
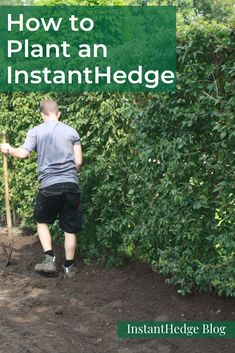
[74,144,82,172]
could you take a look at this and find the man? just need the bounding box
[0,99,82,278]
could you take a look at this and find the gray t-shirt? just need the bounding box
[21,120,80,188]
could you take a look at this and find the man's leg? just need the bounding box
[60,186,81,277]
[63,232,77,277]
[37,223,53,252]
[64,232,77,260]
[35,223,56,273]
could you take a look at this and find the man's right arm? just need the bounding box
[9,147,30,159]
[1,128,37,158]
[20,128,37,155]
[0,143,29,159]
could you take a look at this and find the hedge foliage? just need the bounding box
[0,19,234,296]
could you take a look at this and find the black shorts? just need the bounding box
[33,182,82,233]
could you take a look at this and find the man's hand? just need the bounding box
[0,143,11,154]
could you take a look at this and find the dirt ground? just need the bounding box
[0,229,234,353]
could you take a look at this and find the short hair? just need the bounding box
[39,99,59,116]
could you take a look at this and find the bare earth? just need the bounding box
[0,230,234,353]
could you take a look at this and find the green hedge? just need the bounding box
[129,20,235,296]
[0,19,234,296]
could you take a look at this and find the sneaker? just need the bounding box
[62,264,78,278]
[35,254,57,273]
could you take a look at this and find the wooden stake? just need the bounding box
[2,130,13,265]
